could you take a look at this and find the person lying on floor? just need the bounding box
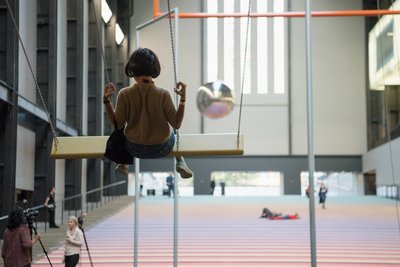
[260,208,299,220]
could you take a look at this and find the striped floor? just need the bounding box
[33,196,400,266]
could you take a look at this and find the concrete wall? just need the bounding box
[129,0,368,194]
[362,138,400,186]
[56,0,67,121]
[16,126,36,191]
[131,0,367,155]
[18,0,37,102]
[290,0,367,155]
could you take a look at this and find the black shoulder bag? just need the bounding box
[104,122,133,164]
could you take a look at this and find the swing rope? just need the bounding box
[375,0,400,234]
[167,0,180,149]
[166,0,249,150]
[237,0,252,148]
[90,0,111,83]
[5,0,59,148]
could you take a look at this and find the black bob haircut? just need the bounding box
[125,48,161,78]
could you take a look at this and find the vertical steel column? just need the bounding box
[173,8,179,267]
[135,9,180,266]
[134,158,140,267]
[305,0,317,266]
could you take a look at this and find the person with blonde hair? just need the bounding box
[63,216,84,267]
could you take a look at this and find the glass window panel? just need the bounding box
[240,0,251,94]
[206,1,218,82]
[273,0,285,94]
[211,171,282,196]
[223,1,235,88]
[257,1,268,94]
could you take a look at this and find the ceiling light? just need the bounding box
[115,23,124,45]
[101,0,112,23]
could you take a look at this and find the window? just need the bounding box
[300,171,360,196]
[206,0,286,96]
[211,171,282,196]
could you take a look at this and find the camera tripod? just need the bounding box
[78,216,94,267]
[28,221,53,267]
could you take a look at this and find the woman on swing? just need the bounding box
[103,47,193,178]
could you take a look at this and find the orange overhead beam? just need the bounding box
[153,0,160,18]
[153,0,400,18]
[155,10,400,18]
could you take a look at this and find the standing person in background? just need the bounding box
[44,186,59,228]
[319,183,328,209]
[140,175,144,196]
[63,216,84,267]
[2,206,41,267]
[210,179,216,195]
[166,173,175,198]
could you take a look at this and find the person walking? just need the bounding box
[166,173,174,198]
[210,179,216,195]
[319,183,328,209]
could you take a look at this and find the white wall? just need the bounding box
[55,160,65,225]
[16,126,35,191]
[363,138,400,185]
[82,0,89,135]
[56,0,67,121]
[290,0,367,155]
[54,0,68,211]
[131,0,367,156]
[18,0,37,102]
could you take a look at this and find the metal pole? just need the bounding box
[305,0,317,266]
[134,158,140,267]
[135,7,180,266]
[173,8,179,267]
[174,164,179,267]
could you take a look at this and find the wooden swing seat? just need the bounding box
[51,133,244,159]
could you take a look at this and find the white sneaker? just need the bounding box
[176,160,193,179]
[115,164,129,175]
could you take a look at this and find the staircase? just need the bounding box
[0,195,133,267]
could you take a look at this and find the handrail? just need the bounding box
[0,181,127,233]
[63,180,126,201]
[60,180,127,225]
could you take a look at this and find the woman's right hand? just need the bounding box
[104,82,116,100]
